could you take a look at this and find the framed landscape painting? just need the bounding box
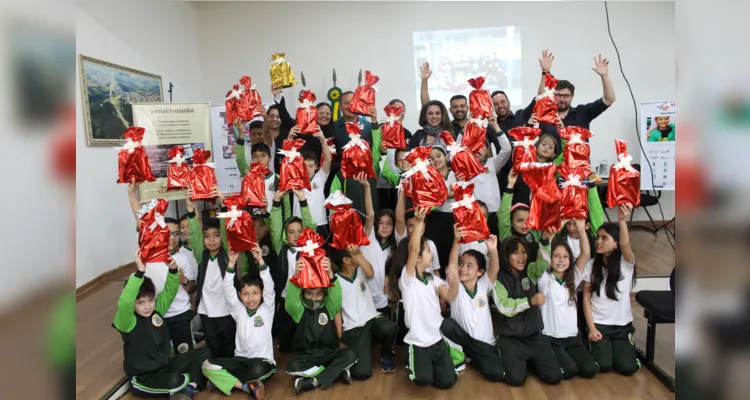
[79,54,163,146]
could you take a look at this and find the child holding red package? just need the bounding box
[290,128,331,239]
[464,133,512,236]
[583,203,640,376]
[425,145,458,269]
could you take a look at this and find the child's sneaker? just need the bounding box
[381,356,396,373]
[206,380,217,392]
[465,356,472,364]
[338,368,353,384]
[171,385,196,399]
[242,381,264,399]
[455,362,466,372]
[293,377,317,395]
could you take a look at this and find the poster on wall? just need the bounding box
[132,102,211,202]
[639,100,676,191]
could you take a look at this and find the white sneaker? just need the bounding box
[455,363,466,372]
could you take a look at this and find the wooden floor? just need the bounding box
[77,266,675,400]
[628,228,675,277]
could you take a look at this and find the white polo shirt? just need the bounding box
[449,273,496,345]
[399,267,447,347]
[292,170,329,226]
[539,268,586,338]
[178,246,199,275]
[583,256,635,326]
[361,230,388,309]
[197,257,231,317]
[225,267,276,364]
[264,173,276,214]
[435,172,457,213]
[468,135,511,212]
[338,268,380,331]
[281,249,297,298]
[144,251,195,318]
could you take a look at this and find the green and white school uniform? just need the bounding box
[361,230,388,311]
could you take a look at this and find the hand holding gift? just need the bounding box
[400,146,448,208]
[166,145,189,191]
[462,115,488,154]
[439,131,487,181]
[269,52,297,89]
[507,126,543,174]
[217,195,257,252]
[467,77,492,119]
[187,148,218,200]
[348,70,379,116]
[324,191,371,250]
[241,162,272,207]
[289,228,332,289]
[117,127,155,184]
[341,122,376,179]
[533,72,560,125]
[450,183,490,244]
[278,139,311,191]
[559,126,594,177]
[137,199,170,263]
[296,89,319,134]
[607,139,641,208]
[381,104,406,149]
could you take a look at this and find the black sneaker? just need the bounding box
[338,368,353,384]
[293,377,317,395]
[170,386,195,399]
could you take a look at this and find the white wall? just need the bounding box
[196,0,675,222]
[75,1,204,287]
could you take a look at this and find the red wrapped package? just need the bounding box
[117,127,156,184]
[341,122,376,179]
[324,191,371,250]
[508,127,543,174]
[607,140,641,208]
[241,162,272,207]
[518,162,562,231]
[289,228,332,289]
[439,131,487,181]
[559,126,594,177]
[187,148,218,200]
[450,183,490,244]
[166,145,189,191]
[321,137,337,168]
[381,104,406,149]
[533,73,560,125]
[296,90,319,134]
[558,168,589,219]
[277,139,311,191]
[217,196,258,252]
[226,76,264,123]
[462,117,488,154]
[347,70,379,116]
[468,77,492,119]
[138,199,170,263]
[400,146,448,208]
[224,84,241,124]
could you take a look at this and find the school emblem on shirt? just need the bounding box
[151,314,163,327]
[521,277,531,291]
[475,296,487,308]
[268,182,276,191]
[254,315,264,327]
[177,343,189,353]
[312,182,318,190]
[318,313,329,326]
[261,245,270,257]
[359,281,366,292]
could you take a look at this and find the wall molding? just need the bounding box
[76,262,135,300]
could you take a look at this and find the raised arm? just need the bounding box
[185,189,205,262]
[617,203,635,265]
[587,179,605,233]
[419,62,431,107]
[323,258,343,316]
[574,219,591,276]
[528,230,553,284]
[223,251,243,318]
[538,49,554,95]
[439,249,460,302]
[113,252,146,333]
[491,132,512,172]
[233,119,250,177]
[154,256,180,316]
[357,173,375,236]
[395,188,407,239]
[592,54,616,106]
[449,224,463,269]
[348,245,373,279]
[274,91,297,132]
[316,128,332,175]
[127,179,142,229]
[269,189,288,254]
[293,189,316,230]
[485,234,500,283]
[405,207,428,277]
[498,170,517,240]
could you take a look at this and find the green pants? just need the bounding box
[440,317,504,382]
[546,335,599,379]
[201,357,276,396]
[130,347,211,397]
[496,335,563,386]
[588,323,640,376]
[407,340,457,389]
[342,316,397,380]
[286,348,357,389]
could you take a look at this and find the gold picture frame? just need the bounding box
[78,54,164,146]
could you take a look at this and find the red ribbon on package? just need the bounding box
[187,148,218,200]
[166,145,189,191]
[400,146,448,208]
[325,191,371,250]
[519,162,562,231]
[462,117,488,154]
[381,104,406,149]
[559,126,594,177]
[225,76,264,123]
[138,199,170,263]
[296,90,319,134]
[278,139,311,191]
[320,137,337,168]
[217,196,258,252]
[533,73,560,125]
[117,127,156,184]
[289,228,332,289]
[607,140,641,208]
[241,162,271,208]
[439,131,487,181]
[468,77,492,119]
[508,126,543,174]
[341,122,376,179]
[347,71,379,116]
[451,183,490,244]
[558,168,589,219]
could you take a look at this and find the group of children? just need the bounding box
[115,83,642,399]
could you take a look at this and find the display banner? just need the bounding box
[639,100,676,190]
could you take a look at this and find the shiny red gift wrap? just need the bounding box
[341,123,376,179]
[451,183,490,244]
[321,137,337,168]
[519,162,562,231]
[289,228,332,289]
[381,104,406,149]
[559,126,594,177]
[347,71,379,116]
[468,77,492,119]
[218,196,258,252]
[224,84,241,124]
[296,90,319,134]
[166,145,189,191]
[607,140,641,208]
[278,139,311,191]
[241,162,272,207]
[138,199,170,263]
[533,73,560,125]
[187,148,218,200]
[117,127,156,184]
[508,127,543,174]
[558,169,589,220]
[226,76,264,123]
[462,117,488,154]
[439,131,487,181]
[325,191,371,250]
[401,146,448,208]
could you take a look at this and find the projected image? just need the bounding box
[413,27,522,110]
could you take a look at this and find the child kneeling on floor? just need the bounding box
[113,251,211,399]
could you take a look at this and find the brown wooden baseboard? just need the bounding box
[76,262,136,300]
[630,220,675,229]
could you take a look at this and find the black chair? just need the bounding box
[626,163,663,233]
[634,268,675,392]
